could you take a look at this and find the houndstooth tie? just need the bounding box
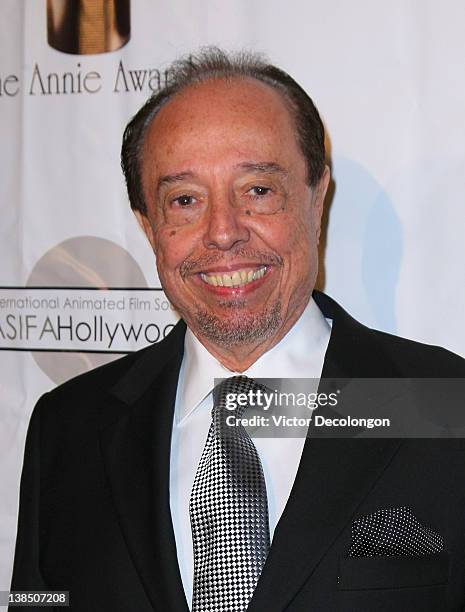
[190,376,270,612]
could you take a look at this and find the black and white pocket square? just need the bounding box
[348,506,444,557]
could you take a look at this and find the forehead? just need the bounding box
[141,77,304,175]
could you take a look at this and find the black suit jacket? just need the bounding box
[10,291,465,611]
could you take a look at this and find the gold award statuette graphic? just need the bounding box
[47,0,130,54]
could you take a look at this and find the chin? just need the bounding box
[192,300,282,348]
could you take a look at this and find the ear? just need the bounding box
[134,209,156,252]
[312,165,330,242]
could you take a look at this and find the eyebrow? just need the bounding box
[236,161,288,177]
[156,172,195,192]
[156,162,288,192]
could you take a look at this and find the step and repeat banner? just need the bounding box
[1,0,464,589]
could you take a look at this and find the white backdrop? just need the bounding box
[1,0,464,590]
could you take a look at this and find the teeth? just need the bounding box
[200,266,267,288]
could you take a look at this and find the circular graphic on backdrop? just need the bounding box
[27,236,147,384]
[321,156,402,333]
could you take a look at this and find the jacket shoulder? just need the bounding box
[368,328,465,377]
[348,324,465,378]
[313,290,465,377]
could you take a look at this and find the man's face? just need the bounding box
[136,77,329,360]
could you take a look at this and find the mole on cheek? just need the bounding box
[170,230,176,236]
[245,210,251,216]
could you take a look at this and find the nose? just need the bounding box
[203,193,250,251]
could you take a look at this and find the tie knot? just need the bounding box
[213,375,263,419]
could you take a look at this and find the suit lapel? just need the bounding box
[248,291,402,611]
[100,322,190,612]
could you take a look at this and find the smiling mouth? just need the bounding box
[199,266,268,288]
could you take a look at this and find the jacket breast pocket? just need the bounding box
[337,551,449,591]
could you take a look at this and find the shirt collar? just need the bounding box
[175,297,332,424]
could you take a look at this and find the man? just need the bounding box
[10,49,465,611]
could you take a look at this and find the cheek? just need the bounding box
[277,216,314,255]
[280,220,316,280]
[153,228,195,276]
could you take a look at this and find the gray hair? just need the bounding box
[121,47,326,214]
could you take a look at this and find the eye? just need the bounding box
[248,186,271,197]
[172,194,196,207]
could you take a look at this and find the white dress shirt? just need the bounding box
[169,297,332,607]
